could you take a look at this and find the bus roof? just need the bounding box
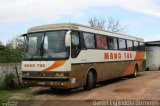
[27,23,144,42]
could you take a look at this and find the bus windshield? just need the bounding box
[23,30,69,60]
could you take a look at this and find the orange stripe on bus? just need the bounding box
[42,61,66,72]
[122,52,145,76]
[135,52,145,60]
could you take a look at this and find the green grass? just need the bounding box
[0,90,10,100]
[0,88,29,100]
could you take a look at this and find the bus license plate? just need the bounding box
[38,82,45,85]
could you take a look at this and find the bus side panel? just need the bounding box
[70,51,145,87]
[97,60,132,82]
[98,62,123,82]
[70,60,133,86]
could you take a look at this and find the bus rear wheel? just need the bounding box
[84,71,94,90]
[131,65,138,77]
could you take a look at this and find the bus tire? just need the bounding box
[50,87,61,92]
[132,65,138,77]
[50,87,71,93]
[84,71,94,90]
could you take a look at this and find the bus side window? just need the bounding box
[96,35,108,49]
[134,41,139,51]
[108,37,118,50]
[118,38,127,50]
[139,42,145,51]
[83,32,95,49]
[127,40,133,51]
[71,32,81,58]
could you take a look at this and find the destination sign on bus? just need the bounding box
[104,52,133,60]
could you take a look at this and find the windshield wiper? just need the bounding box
[39,35,45,58]
[39,43,44,58]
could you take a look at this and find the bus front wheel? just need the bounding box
[84,71,94,90]
[50,87,71,93]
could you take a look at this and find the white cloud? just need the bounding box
[90,0,160,19]
[0,0,160,43]
[0,0,87,24]
[0,0,160,25]
[145,34,160,41]
[117,0,160,18]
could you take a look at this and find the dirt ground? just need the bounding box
[9,71,160,106]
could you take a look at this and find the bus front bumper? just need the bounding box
[22,77,76,89]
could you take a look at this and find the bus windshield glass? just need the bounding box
[23,30,69,60]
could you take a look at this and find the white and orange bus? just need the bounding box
[22,23,146,90]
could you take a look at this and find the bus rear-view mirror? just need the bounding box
[65,30,71,47]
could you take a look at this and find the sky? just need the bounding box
[0,0,160,44]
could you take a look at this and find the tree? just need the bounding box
[11,35,25,50]
[0,41,4,50]
[14,37,26,52]
[88,17,106,30]
[0,41,3,45]
[88,17,125,33]
[0,40,23,63]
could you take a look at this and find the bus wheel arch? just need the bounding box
[84,68,97,90]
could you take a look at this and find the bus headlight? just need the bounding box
[54,72,70,77]
[22,72,30,76]
[55,73,64,77]
[60,82,64,86]
[71,78,76,84]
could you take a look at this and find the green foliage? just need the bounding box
[2,73,16,89]
[0,45,22,63]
